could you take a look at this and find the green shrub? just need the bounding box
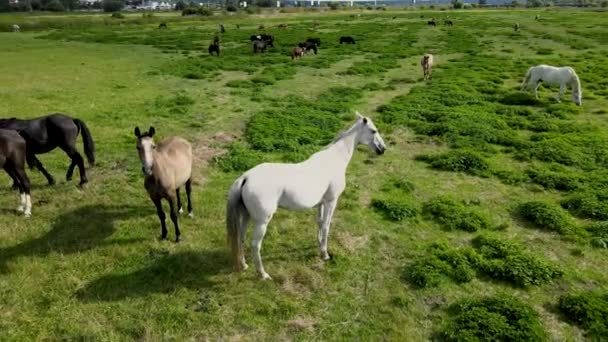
[111,12,125,19]
[214,143,264,172]
[45,0,65,11]
[516,201,573,234]
[381,178,415,193]
[558,292,608,339]
[371,198,418,222]
[562,192,608,220]
[406,243,477,288]
[526,166,582,191]
[585,222,608,248]
[440,295,547,341]
[472,235,562,287]
[423,197,491,232]
[417,150,490,176]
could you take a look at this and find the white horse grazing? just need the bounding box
[521,64,582,106]
[226,112,386,280]
[12,24,20,32]
[421,54,434,80]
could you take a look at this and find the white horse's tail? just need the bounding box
[521,66,534,90]
[226,175,249,271]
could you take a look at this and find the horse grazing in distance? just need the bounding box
[277,23,288,29]
[292,46,305,60]
[513,23,520,31]
[253,40,269,53]
[0,113,95,187]
[134,127,193,242]
[158,22,167,29]
[339,36,355,44]
[0,129,31,217]
[298,41,317,54]
[226,112,386,280]
[208,37,220,56]
[521,65,582,105]
[427,20,436,26]
[12,24,20,32]
[306,37,321,46]
[421,54,434,80]
[444,20,453,26]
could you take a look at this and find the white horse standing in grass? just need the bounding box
[226,113,386,280]
[521,64,582,106]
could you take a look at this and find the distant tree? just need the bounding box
[478,0,487,5]
[511,0,522,6]
[255,0,273,7]
[602,0,608,7]
[527,0,543,7]
[175,0,186,10]
[452,0,464,8]
[102,0,124,12]
[45,0,65,11]
[0,0,11,12]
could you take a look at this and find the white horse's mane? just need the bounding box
[331,120,361,144]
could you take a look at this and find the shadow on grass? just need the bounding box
[75,249,228,302]
[0,204,149,273]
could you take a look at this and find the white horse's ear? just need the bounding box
[355,111,363,119]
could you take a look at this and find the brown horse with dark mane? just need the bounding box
[0,129,32,216]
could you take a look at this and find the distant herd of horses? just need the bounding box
[2,14,584,280]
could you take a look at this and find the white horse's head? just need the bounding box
[355,112,386,155]
[134,126,157,176]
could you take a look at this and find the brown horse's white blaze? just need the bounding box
[135,126,194,242]
[421,54,434,80]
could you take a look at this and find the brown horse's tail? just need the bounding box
[227,175,249,271]
[74,118,95,166]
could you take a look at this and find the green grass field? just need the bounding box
[1,8,607,340]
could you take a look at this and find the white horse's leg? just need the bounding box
[17,193,25,213]
[319,199,338,261]
[239,214,249,271]
[317,204,325,245]
[534,82,541,99]
[556,84,565,102]
[252,218,272,280]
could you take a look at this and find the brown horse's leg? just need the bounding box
[176,188,183,214]
[185,178,193,217]
[152,197,168,240]
[167,196,181,242]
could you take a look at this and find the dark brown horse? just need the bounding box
[0,129,31,216]
[0,113,95,187]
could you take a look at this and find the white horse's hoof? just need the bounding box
[179,208,184,214]
[187,212,194,218]
[24,212,31,218]
[16,206,24,213]
[260,273,272,280]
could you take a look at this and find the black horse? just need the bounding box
[158,22,167,29]
[427,20,436,26]
[0,113,95,187]
[306,37,321,46]
[444,20,453,26]
[0,129,31,216]
[208,43,220,56]
[298,41,317,54]
[339,36,355,44]
[253,40,269,53]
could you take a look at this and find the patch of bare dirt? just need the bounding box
[191,131,237,185]
[337,231,369,253]
[287,317,317,332]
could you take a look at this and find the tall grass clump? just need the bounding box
[516,201,574,234]
[371,197,418,222]
[423,197,491,232]
[406,243,478,288]
[439,295,547,341]
[416,150,490,177]
[585,222,608,248]
[558,292,608,339]
[213,142,264,172]
[472,235,563,287]
[561,191,608,220]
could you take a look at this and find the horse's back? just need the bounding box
[0,129,26,163]
[159,136,192,178]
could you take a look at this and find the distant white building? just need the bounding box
[137,1,174,9]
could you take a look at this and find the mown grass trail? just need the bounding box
[0,9,607,340]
